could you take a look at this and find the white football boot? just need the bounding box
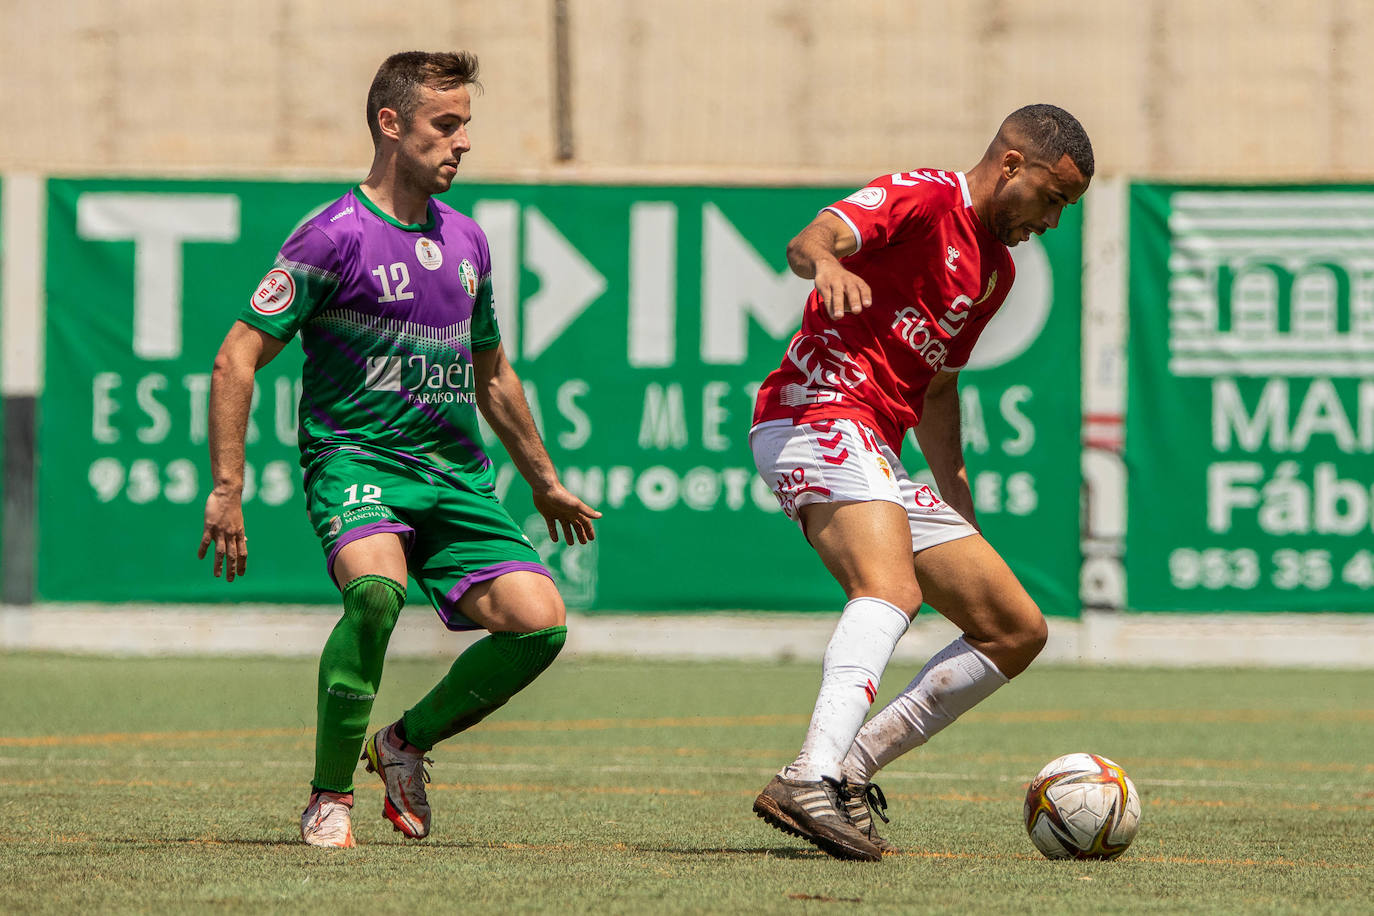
[300,790,356,848]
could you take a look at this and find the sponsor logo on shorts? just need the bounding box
[875,455,894,481]
[340,505,390,524]
[911,483,945,513]
[844,186,886,210]
[458,258,478,296]
[416,237,444,271]
[772,466,832,520]
[251,268,294,315]
[327,515,342,537]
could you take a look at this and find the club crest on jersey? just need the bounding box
[843,186,886,210]
[457,259,479,298]
[946,246,960,271]
[250,268,294,315]
[415,237,444,271]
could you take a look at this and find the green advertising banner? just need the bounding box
[1127,184,1374,612]
[0,176,6,573]
[39,178,1081,613]
[0,176,6,571]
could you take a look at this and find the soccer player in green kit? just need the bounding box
[198,51,600,847]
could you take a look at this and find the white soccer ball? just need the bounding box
[1023,752,1141,860]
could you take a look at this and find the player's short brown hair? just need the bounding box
[1002,104,1095,180]
[366,51,482,144]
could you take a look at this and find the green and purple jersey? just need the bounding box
[240,186,499,476]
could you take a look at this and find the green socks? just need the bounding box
[310,575,565,787]
[312,575,405,793]
[401,625,567,750]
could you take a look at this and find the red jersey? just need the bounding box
[753,169,1015,451]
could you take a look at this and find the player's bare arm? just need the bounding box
[913,369,977,529]
[198,321,287,580]
[474,343,601,544]
[786,211,872,320]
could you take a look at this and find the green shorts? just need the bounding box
[304,445,549,630]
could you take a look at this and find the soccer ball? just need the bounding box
[1023,752,1141,860]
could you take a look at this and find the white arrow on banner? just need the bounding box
[520,206,607,361]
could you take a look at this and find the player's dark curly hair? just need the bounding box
[366,51,482,145]
[1003,104,1094,179]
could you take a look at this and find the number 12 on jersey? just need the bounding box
[343,484,382,506]
[371,263,414,303]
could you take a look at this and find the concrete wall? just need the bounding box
[3,0,1369,181]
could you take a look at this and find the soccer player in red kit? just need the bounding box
[749,105,1093,861]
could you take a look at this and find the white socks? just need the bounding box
[842,636,1009,785]
[782,597,910,782]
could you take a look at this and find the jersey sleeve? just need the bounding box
[823,172,949,254]
[238,223,341,341]
[470,231,501,351]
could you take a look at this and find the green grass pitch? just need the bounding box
[0,652,1369,914]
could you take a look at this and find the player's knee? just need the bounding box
[1018,611,1049,660]
[999,607,1047,674]
[972,601,1046,677]
[891,586,924,618]
[340,574,406,635]
[492,624,567,676]
[491,596,566,633]
[847,582,922,618]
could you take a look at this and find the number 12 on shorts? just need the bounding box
[343,484,382,506]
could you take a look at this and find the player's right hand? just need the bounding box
[532,483,602,545]
[814,261,872,320]
[199,488,248,582]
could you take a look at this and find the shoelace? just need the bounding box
[384,753,433,786]
[863,782,890,825]
[817,775,850,817]
[381,726,433,785]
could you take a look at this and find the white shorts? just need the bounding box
[749,417,978,553]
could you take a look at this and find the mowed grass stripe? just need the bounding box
[0,727,306,747]
[1,830,1366,873]
[5,738,1371,776]
[1,769,1368,815]
[0,716,807,747]
[6,707,1373,747]
[5,755,1369,799]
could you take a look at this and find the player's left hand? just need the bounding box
[199,487,248,581]
[532,484,602,544]
[813,260,872,320]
